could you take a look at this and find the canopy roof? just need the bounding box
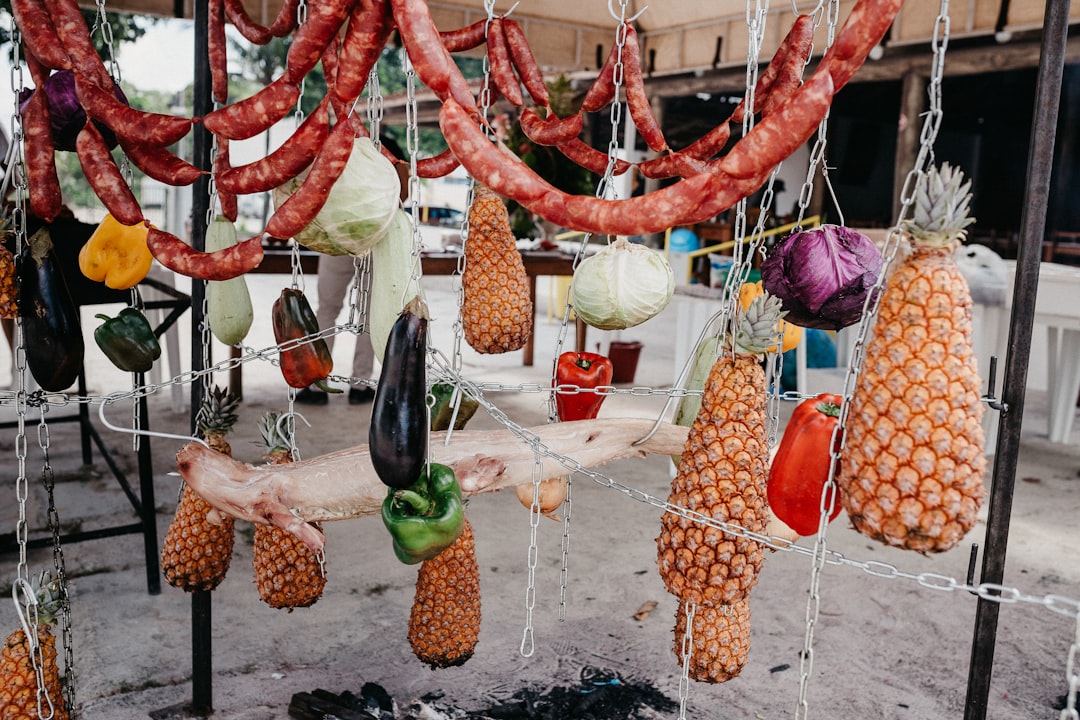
[101,0,1080,77]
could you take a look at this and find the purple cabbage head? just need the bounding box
[760,224,884,331]
[19,70,127,152]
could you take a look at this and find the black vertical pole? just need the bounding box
[190,0,213,712]
[136,382,161,595]
[963,0,1071,717]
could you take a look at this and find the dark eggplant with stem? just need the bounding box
[369,296,430,489]
[18,227,84,391]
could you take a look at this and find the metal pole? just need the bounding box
[963,0,1071,716]
[190,0,214,712]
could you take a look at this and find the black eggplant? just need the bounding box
[18,228,85,391]
[369,296,429,489]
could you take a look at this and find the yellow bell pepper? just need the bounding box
[739,280,803,353]
[78,214,154,290]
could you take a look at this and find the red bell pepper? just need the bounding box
[271,288,338,392]
[767,394,844,536]
[554,351,614,421]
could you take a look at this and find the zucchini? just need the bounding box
[369,295,429,489]
[368,209,422,364]
[205,216,254,345]
[18,228,85,391]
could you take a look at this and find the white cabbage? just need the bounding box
[272,136,401,256]
[570,238,675,330]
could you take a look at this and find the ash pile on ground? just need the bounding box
[289,666,679,720]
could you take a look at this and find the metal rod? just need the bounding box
[189,0,214,712]
[963,0,1072,716]
[136,384,161,595]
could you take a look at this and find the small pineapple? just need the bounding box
[2,573,70,720]
[408,518,481,669]
[656,294,780,606]
[252,411,326,610]
[838,163,986,553]
[673,598,751,684]
[161,385,239,592]
[0,213,15,320]
[461,185,533,354]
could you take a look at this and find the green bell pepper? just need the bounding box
[93,308,161,373]
[429,383,480,432]
[381,462,465,564]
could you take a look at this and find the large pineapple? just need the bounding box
[252,411,327,610]
[838,163,986,553]
[407,518,481,669]
[656,295,780,607]
[161,385,239,591]
[673,598,751,684]
[461,185,533,354]
[2,573,69,720]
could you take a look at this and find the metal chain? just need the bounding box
[557,476,573,620]
[1062,610,1080,720]
[39,407,76,717]
[519,449,543,657]
[677,600,695,719]
[92,0,121,84]
[795,3,951,718]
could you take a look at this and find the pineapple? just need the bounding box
[461,185,533,354]
[252,411,327,610]
[161,385,239,591]
[408,518,481,669]
[0,246,15,320]
[656,294,780,607]
[673,598,751,684]
[838,163,986,553]
[2,573,69,720]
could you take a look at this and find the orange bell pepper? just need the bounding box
[78,213,153,289]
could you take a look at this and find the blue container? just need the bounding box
[668,228,700,253]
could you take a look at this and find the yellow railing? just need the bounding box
[664,215,822,263]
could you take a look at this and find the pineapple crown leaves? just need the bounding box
[734,291,786,356]
[196,385,241,437]
[903,162,976,249]
[13,571,65,634]
[257,410,294,456]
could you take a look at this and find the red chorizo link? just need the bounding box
[10,0,72,71]
[285,0,354,85]
[416,149,460,179]
[22,48,52,95]
[119,137,205,186]
[519,108,583,146]
[503,19,549,108]
[209,0,229,104]
[265,119,355,240]
[581,41,618,113]
[217,96,329,194]
[556,138,631,176]
[759,14,815,117]
[682,123,732,162]
[201,74,301,141]
[22,91,63,223]
[268,0,301,37]
[335,0,392,104]
[390,0,478,115]
[214,138,239,222]
[487,18,523,107]
[41,0,111,87]
[819,0,903,93]
[439,19,487,52]
[223,0,272,45]
[74,72,193,147]
[637,152,710,180]
[76,120,143,227]
[621,24,667,153]
[147,227,264,281]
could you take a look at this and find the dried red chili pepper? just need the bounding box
[271,288,338,392]
[767,394,844,536]
[554,351,614,421]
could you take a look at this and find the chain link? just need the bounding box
[1062,610,1080,720]
[520,450,543,657]
[677,600,695,719]
[557,476,573,621]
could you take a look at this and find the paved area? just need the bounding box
[2,271,1078,719]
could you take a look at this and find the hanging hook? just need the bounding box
[98,397,208,448]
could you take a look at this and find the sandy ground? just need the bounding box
[2,272,1079,720]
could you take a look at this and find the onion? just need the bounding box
[570,237,674,330]
[760,224,883,331]
[19,70,127,152]
[515,477,568,520]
